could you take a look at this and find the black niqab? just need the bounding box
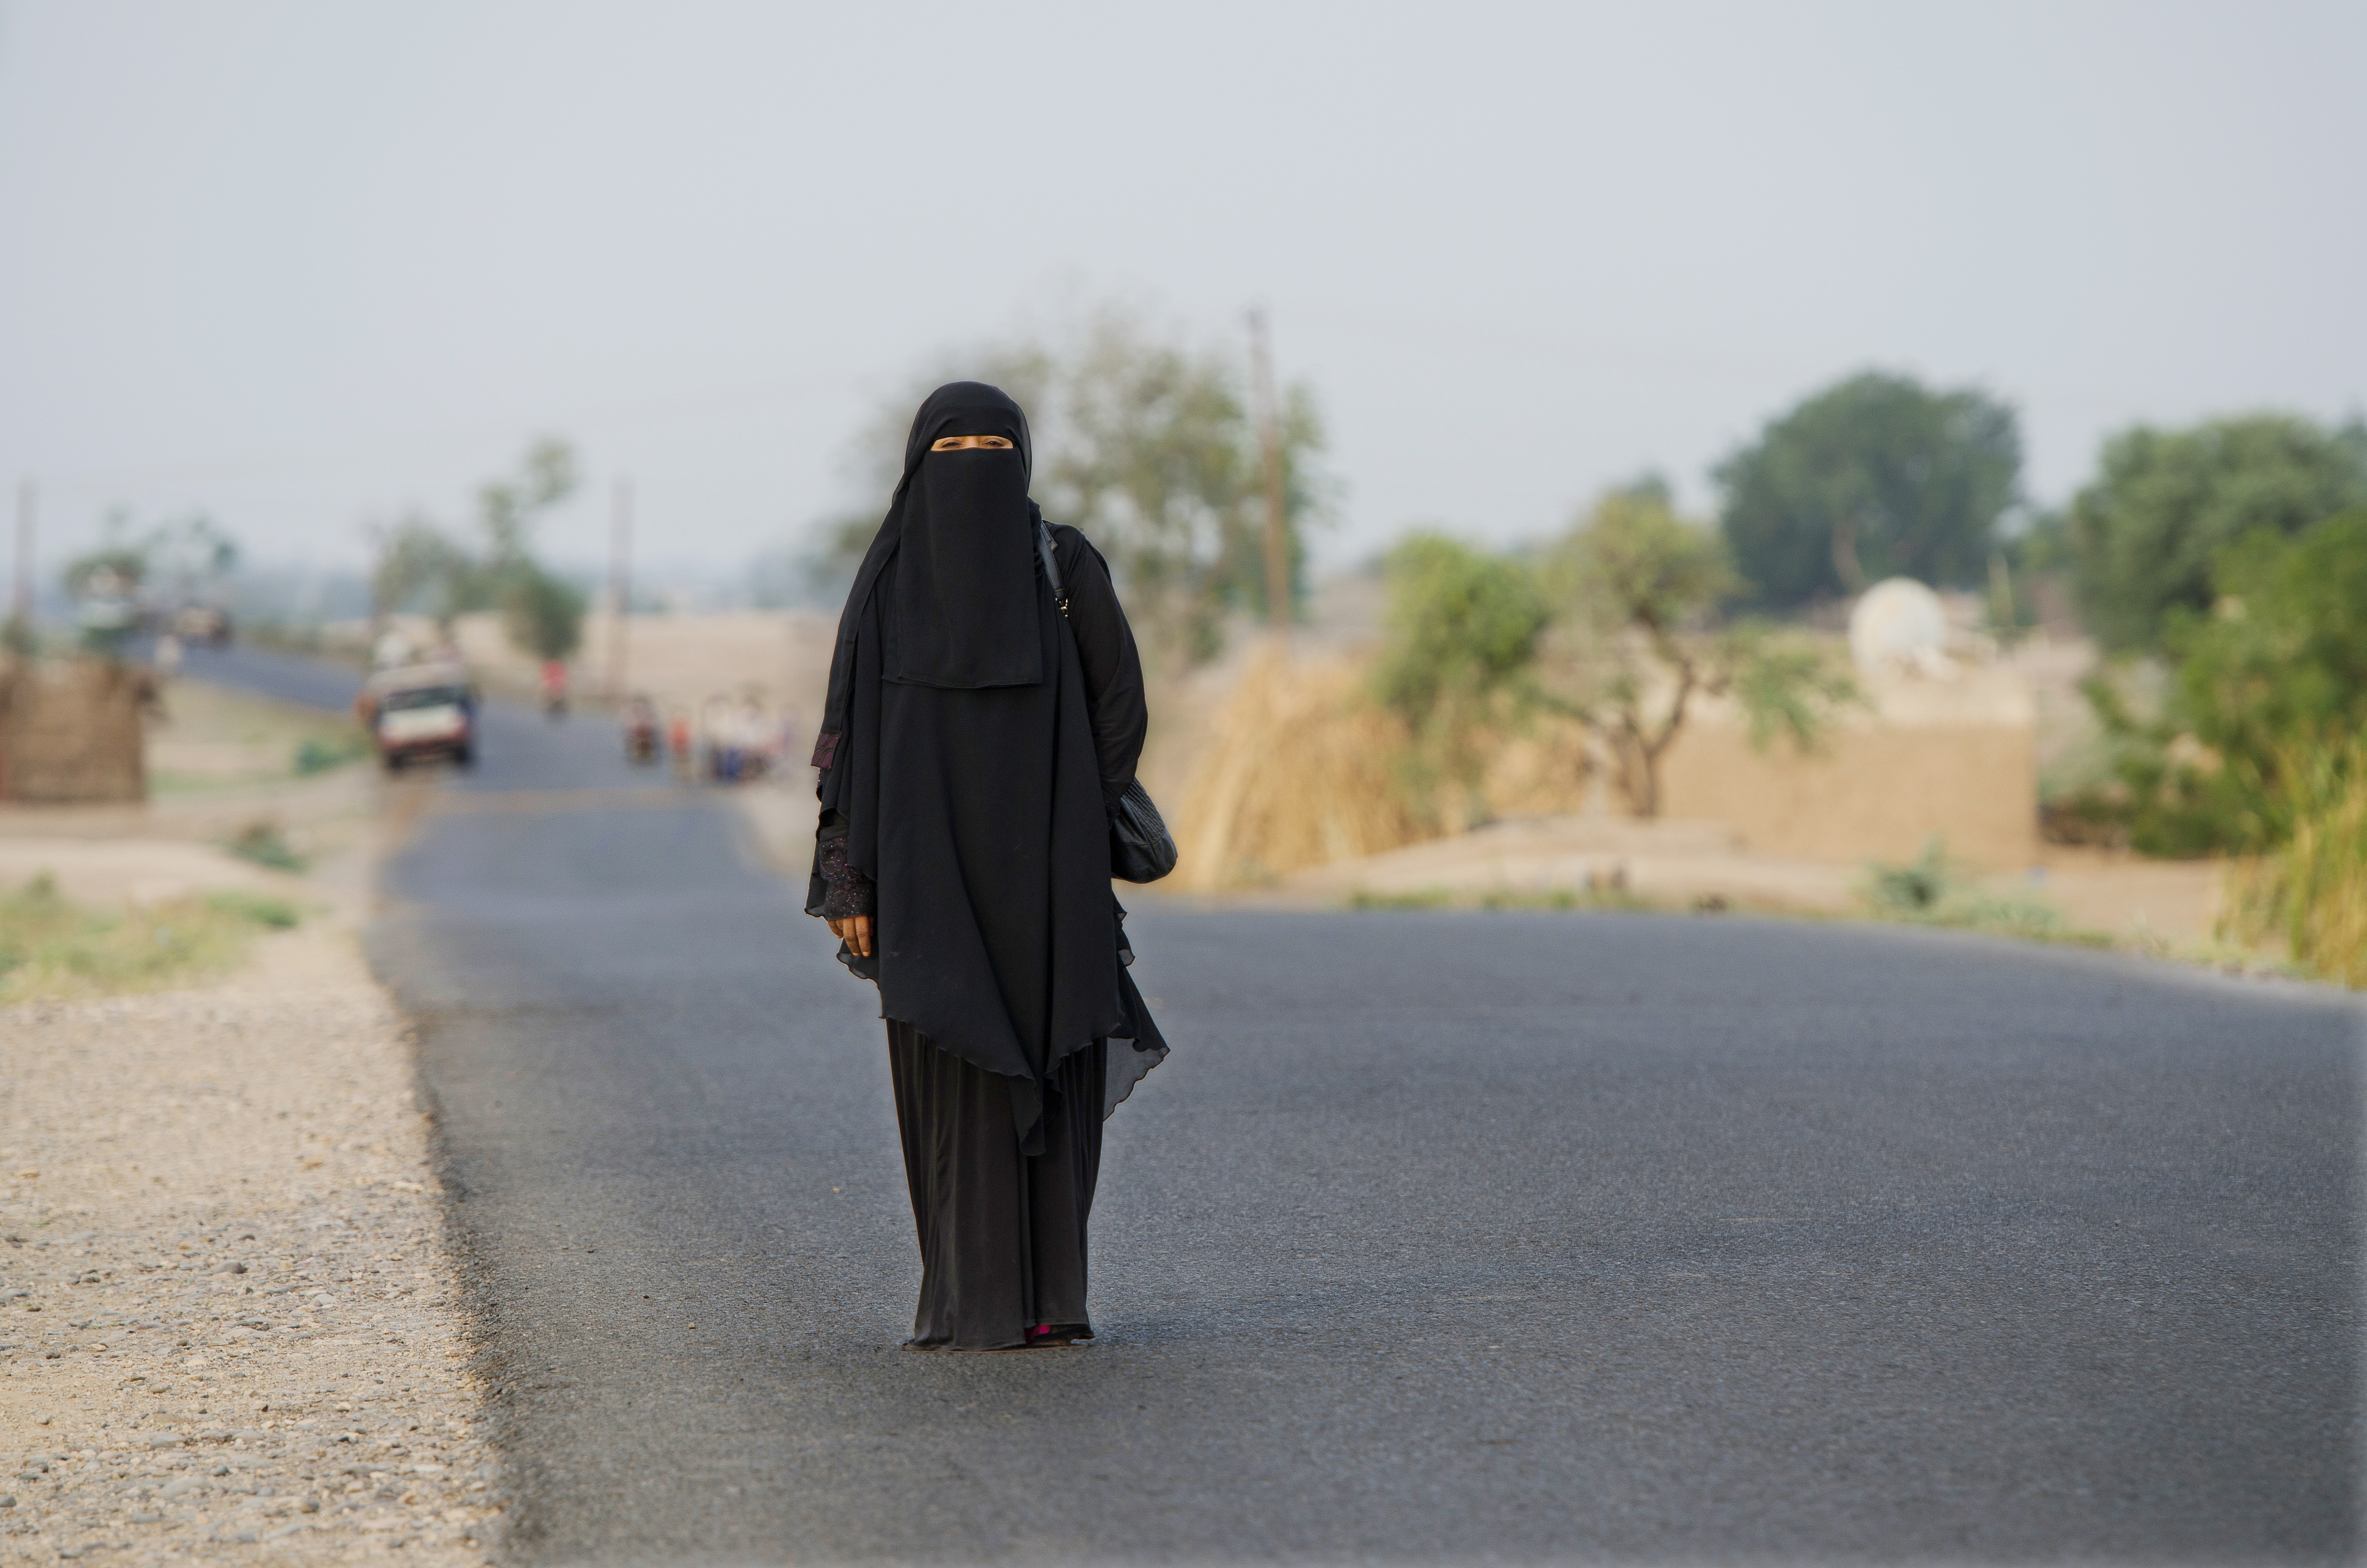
[884,389,1041,690]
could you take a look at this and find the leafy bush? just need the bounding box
[2093,509,2367,856]
[1372,534,1551,826]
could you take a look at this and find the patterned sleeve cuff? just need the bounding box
[816,833,874,919]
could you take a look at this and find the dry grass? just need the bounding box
[2218,738,2367,987]
[1170,646,1434,889]
[0,873,301,1002]
[1167,645,1599,890]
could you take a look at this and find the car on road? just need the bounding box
[360,663,478,770]
[171,604,235,647]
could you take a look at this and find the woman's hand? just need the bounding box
[827,914,874,958]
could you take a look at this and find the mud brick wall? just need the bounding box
[0,658,152,803]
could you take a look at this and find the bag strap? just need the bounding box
[1036,518,1070,619]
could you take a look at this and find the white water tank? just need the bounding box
[1848,578,1952,676]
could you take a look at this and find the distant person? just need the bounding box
[701,695,733,781]
[667,711,694,780]
[736,697,770,781]
[622,695,660,764]
[809,381,1166,1351]
[539,659,568,719]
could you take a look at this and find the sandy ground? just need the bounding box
[0,820,501,1564]
[735,779,2231,947]
[1258,813,2228,944]
[0,840,309,914]
[147,682,366,799]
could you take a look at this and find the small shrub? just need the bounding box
[293,732,368,776]
[204,890,302,930]
[226,821,305,873]
[1865,838,1951,913]
[1350,889,1452,911]
[1862,839,2109,947]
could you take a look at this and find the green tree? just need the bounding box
[2096,509,2367,855]
[476,438,586,663]
[501,565,588,661]
[818,306,1330,666]
[1715,371,2021,606]
[62,510,151,600]
[61,511,152,658]
[1371,534,1552,827]
[1546,483,1859,817]
[1041,310,1327,659]
[367,437,587,664]
[478,438,580,566]
[53,510,242,658]
[371,514,486,623]
[2065,413,2367,652]
[143,512,240,601]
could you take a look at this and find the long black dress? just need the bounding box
[807,382,1166,1351]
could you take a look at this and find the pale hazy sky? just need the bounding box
[1,1,2361,586]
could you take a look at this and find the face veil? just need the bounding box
[881,382,1042,690]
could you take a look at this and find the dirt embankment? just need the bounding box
[0,915,502,1563]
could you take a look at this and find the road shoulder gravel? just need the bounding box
[0,913,504,1563]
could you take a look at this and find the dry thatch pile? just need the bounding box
[1170,646,1433,890]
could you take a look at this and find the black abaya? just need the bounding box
[889,1019,1104,1349]
[807,382,1166,1350]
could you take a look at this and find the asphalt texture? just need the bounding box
[210,648,2365,1563]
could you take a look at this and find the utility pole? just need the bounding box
[12,479,35,653]
[607,476,633,700]
[1248,309,1291,638]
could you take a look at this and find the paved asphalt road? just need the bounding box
[200,649,2362,1563]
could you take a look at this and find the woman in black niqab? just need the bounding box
[807,381,1166,1351]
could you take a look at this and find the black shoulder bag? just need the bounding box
[1038,520,1179,884]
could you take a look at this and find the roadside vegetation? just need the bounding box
[1860,839,2102,948]
[0,873,302,1002]
[1346,388,2367,987]
[2216,737,2367,987]
[147,678,373,796]
[225,819,308,873]
[186,299,2364,987]
[369,437,590,663]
